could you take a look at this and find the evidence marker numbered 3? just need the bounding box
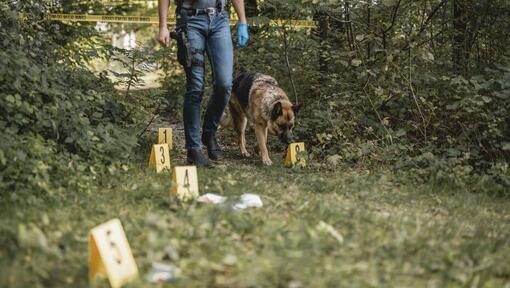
[149,144,171,173]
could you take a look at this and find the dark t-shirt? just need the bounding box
[178,0,225,9]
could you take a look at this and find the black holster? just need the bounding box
[170,25,192,68]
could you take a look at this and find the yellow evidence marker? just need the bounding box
[157,128,173,150]
[285,142,306,168]
[148,144,171,173]
[172,166,199,201]
[89,219,138,288]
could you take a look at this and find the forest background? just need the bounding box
[0,0,509,287]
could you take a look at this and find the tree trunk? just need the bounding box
[314,11,329,74]
[452,0,468,73]
[367,0,372,60]
[345,1,354,51]
[245,0,257,17]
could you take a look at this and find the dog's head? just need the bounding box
[269,100,302,145]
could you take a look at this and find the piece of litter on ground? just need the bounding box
[196,193,227,204]
[233,193,263,210]
[197,193,263,210]
[146,262,181,283]
[316,221,344,244]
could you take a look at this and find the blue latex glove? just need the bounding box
[237,23,249,47]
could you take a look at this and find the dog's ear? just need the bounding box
[292,103,303,114]
[271,101,283,120]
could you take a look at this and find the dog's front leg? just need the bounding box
[239,117,250,157]
[254,123,272,165]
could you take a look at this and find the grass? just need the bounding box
[1,87,509,287]
[1,142,509,287]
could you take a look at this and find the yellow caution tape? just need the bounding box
[47,14,159,23]
[44,13,316,28]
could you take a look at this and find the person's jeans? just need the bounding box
[177,9,233,150]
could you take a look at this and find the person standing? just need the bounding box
[158,0,249,166]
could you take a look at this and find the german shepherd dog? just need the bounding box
[221,72,300,165]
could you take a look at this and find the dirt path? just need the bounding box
[148,111,287,166]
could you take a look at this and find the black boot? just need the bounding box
[187,149,210,167]
[202,132,224,160]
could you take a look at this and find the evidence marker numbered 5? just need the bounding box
[285,142,306,168]
[89,219,138,288]
[149,144,171,173]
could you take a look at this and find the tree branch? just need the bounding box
[383,0,402,34]
[401,0,449,51]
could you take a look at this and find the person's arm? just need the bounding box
[232,0,249,47]
[232,0,247,24]
[158,0,171,46]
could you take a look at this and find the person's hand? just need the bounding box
[159,25,171,47]
[237,22,249,48]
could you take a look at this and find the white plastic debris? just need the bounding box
[146,262,181,283]
[196,193,263,210]
[196,193,227,204]
[232,193,263,210]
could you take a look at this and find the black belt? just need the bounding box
[181,7,223,16]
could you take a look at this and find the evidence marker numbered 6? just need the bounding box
[148,144,171,173]
[157,128,173,150]
[285,142,306,168]
[89,219,138,288]
[172,166,199,201]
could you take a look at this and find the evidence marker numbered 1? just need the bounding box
[285,142,306,168]
[89,219,138,288]
[157,128,173,150]
[172,166,199,201]
[148,144,171,173]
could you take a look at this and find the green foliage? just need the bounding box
[110,47,155,97]
[0,2,144,196]
[231,0,510,193]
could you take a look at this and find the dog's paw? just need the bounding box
[262,158,273,166]
[241,150,251,158]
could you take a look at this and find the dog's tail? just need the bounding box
[221,73,247,129]
[232,71,253,91]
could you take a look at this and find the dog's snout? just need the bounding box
[279,130,294,145]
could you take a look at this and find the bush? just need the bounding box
[227,0,510,193]
[0,2,141,197]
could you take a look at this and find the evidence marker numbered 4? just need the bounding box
[149,144,171,173]
[172,166,199,201]
[285,142,306,168]
[89,219,138,288]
